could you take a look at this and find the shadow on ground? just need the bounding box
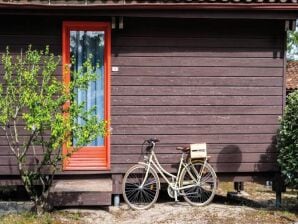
[155,188,298,214]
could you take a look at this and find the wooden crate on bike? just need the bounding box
[190,143,207,159]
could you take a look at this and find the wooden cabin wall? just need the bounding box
[0,16,62,175]
[110,18,284,174]
[0,16,284,176]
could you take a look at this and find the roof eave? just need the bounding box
[0,2,297,11]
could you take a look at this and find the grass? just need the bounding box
[216,181,298,223]
[0,212,83,224]
[0,213,53,224]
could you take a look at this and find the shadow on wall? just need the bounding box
[252,134,284,189]
[216,145,242,173]
[256,135,278,176]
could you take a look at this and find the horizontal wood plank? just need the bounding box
[112,77,282,87]
[110,144,277,154]
[118,18,282,38]
[0,152,278,171]
[0,143,277,156]
[112,57,283,67]
[111,106,282,115]
[112,47,282,58]
[112,124,278,135]
[110,163,278,173]
[0,162,278,174]
[112,86,282,96]
[0,144,276,157]
[111,134,276,144]
[0,45,61,53]
[49,192,111,206]
[0,35,60,46]
[110,153,277,164]
[112,96,282,106]
[112,115,279,125]
[113,37,281,48]
[111,67,283,77]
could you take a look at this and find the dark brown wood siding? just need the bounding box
[110,18,284,174]
[0,16,62,175]
[0,16,284,175]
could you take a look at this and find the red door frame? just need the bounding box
[62,21,111,171]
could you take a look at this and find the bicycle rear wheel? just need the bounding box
[122,164,160,210]
[180,161,217,206]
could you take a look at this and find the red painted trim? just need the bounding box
[62,21,111,171]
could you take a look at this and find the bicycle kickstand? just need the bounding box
[174,190,179,203]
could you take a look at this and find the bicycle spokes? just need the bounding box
[180,161,217,206]
[122,164,160,210]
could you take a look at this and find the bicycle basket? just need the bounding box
[190,143,207,159]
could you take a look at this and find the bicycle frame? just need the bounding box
[139,143,208,193]
[122,139,218,209]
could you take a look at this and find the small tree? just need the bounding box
[0,46,107,214]
[287,27,298,60]
[277,90,298,189]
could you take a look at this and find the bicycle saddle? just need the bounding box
[176,146,190,152]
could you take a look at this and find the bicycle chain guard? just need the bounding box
[167,185,175,198]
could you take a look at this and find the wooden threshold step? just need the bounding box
[49,178,112,206]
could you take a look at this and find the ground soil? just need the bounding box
[61,182,298,224]
[0,182,297,224]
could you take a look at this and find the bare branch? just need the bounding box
[39,176,46,198]
[13,106,19,145]
[20,130,37,160]
[45,146,62,192]
[3,126,17,157]
[8,124,16,146]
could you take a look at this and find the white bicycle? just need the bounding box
[122,138,217,210]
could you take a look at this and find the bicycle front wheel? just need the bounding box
[122,164,160,210]
[180,161,217,206]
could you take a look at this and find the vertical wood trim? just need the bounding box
[62,21,111,171]
[282,21,287,115]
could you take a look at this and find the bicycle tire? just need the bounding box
[180,161,217,206]
[122,164,160,210]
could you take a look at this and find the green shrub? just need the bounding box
[277,90,298,188]
[0,46,107,213]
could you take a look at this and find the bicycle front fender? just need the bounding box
[137,162,161,190]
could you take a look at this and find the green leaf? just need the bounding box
[277,90,298,188]
[0,45,108,210]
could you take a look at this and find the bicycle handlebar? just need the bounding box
[145,138,160,144]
